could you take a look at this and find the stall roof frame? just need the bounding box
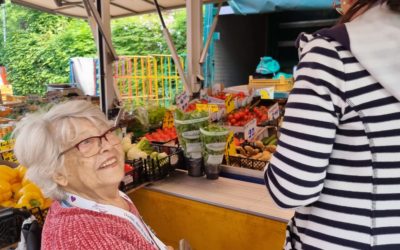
[10,0,223,19]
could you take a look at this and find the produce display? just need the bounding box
[122,136,167,161]
[174,109,209,159]
[200,125,229,164]
[0,164,52,210]
[144,128,177,143]
[227,106,269,126]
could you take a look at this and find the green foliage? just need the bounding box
[0,3,187,96]
[111,10,186,55]
[0,3,96,95]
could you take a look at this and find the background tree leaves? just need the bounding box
[0,3,186,96]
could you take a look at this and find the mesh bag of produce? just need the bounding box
[174,110,209,159]
[200,125,229,166]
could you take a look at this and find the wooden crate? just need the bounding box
[248,75,294,92]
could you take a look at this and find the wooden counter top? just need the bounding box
[142,170,294,223]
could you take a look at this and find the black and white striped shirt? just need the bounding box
[265,18,400,250]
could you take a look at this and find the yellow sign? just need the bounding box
[260,90,270,99]
[1,150,17,163]
[259,87,275,100]
[196,104,208,112]
[208,104,219,113]
[0,139,15,152]
[225,132,236,164]
[162,111,174,129]
[225,94,235,114]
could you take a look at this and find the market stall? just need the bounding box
[0,0,331,249]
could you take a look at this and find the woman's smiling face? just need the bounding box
[55,118,125,195]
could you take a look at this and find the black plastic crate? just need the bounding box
[226,155,268,171]
[120,159,146,192]
[121,145,184,191]
[0,208,30,248]
[142,145,184,181]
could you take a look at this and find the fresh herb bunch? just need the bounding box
[148,106,167,127]
[200,125,229,165]
[174,109,209,158]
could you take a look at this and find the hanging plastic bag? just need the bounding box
[256,57,280,75]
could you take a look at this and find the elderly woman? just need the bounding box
[13,100,168,250]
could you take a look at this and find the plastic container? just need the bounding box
[175,116,209,159]
[185,157,204,177]
[200,126,229,179]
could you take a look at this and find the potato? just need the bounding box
[251,153,263,160]
[265,145,277,153]
[259,151,272,161]
[236,146,246,156]
[244,146,255,155]
[255,141,264,149]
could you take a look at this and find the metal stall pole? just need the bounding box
[186,0,203,94]
[83,0,120,115]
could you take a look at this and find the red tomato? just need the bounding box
[124,164,134,173]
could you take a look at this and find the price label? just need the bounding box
[1,150,17,163]
[268,103,280,121]
[162,111,174,129]
[225,132,236,164]
[196,104,208,112]
[176,91,190,111]
[208,104,219,113]
[0,139,15,152]
[259,87,275,100]
[244,119,257,141]
[212,83,223,95]
[225,94,235,114]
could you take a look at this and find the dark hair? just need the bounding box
[340,0,400,23]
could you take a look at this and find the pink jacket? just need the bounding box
[41,201,158,250]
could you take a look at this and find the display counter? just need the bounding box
[127,170,294,250]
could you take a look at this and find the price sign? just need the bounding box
[259,87,275,100]
[176,91,190,111]
[225,94,235,114]
[212,83,223,95]
[268,103,280,121]
[244,119,257,141]
[225,132,236,164]
[162,111,174,129]
[208,104,219,113]
[2,150,17,163]
[196,104,208,112]
[0,139,15,152]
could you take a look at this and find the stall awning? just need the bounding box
[10,0,220,19]
[228,0,333,15]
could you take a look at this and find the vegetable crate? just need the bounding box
[225,155,268,171]
[120,159,146,192]
[0,207,48,249]
[248,75,294,92]
[142,145,184,182]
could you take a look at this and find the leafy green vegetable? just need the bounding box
[200,125,229,165]
[148,106,167,127]
[136,138,154,155]
[174,110,209,158]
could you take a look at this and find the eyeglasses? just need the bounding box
[333,0,343,15]
[58,127,121,158]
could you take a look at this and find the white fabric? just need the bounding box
[346,4,400,100]
[70,57,97,96]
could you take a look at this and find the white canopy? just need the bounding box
[11,0,217,19]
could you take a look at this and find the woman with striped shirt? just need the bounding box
[265,0,400,249]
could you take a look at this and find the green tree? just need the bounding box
[0,3,186,96]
